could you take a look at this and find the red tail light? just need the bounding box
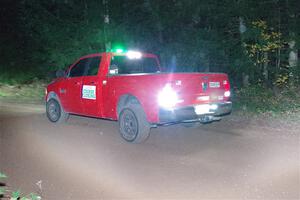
[223,80,230,91]
[223,79,230,98]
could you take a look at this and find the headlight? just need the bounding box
[157,84,179,109]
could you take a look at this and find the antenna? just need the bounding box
[103,0,111,52]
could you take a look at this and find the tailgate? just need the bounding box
[169,73,230,106]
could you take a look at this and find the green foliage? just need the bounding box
[233,85,300,114]
[244,20,283,66]
[0,0,299,88]
[0,172,41,200]
[0,188,5,195]
[0,173,7,179]
[12,190,21,199]
[275,74,289,87]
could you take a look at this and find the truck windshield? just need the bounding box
[110,56,160,75]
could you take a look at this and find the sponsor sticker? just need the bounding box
[82,85,96,100]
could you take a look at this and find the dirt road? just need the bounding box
[0,102,299,199]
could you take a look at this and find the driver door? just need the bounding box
[60,58,89,114]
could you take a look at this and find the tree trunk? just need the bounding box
[84,0,88,25]
[263,52,269,83]
[242,73,249,87]
[102,0,111,51]
[288,40,298,67]
[144,0,164,44]
[239,17,249,87]
[288,40,298,85]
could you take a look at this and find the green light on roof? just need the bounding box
[115,48,124,53]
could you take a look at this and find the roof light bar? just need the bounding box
[126,51,142,59]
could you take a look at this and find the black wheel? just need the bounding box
[46,99,69,123]
[119,104,150,143]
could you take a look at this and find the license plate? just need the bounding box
[194,104,210,115]
[209,82,220,88]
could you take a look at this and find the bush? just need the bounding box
[233,85,300,114]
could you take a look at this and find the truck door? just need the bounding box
[60,58,89,114]
[81,56,103,117]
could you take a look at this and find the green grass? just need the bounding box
[0,81,46,103]
[232,85,300,116]
[0,71,39,85]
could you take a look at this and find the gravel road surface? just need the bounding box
[0,102,299,199]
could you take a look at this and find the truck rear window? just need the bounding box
[110,56,160,75]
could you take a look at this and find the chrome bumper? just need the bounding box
[158,102,232,124]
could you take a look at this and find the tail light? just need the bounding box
[223,79,231,98]
[223,80,230,90]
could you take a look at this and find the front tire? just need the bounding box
[46,99,69,123]
[119,104,150,143]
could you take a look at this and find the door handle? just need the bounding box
[59,88,66,94]
[75,81,81,85]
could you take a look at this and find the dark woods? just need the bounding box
[0,0,299,88]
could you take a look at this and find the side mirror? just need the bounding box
[56,69,65,78]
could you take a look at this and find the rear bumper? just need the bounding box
[158,102,232,124]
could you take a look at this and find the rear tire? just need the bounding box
[119,104,150,143]
[46,99,69,123]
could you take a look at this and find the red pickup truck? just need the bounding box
[45,51,232,143]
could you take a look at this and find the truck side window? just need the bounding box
[69,59,89,77]
[86,56,101,76]
[110,56,159,75]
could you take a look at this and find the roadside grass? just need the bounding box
[0,71,40,85]
[0,81,46,103]
[232,85,300,119]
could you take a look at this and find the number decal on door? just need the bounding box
[82,85,96,100]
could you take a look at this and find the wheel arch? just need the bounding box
[46,91,69,122]
[117,94,141,119]
[46,91,60,102]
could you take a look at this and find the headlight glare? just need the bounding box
[157,84,178,109]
